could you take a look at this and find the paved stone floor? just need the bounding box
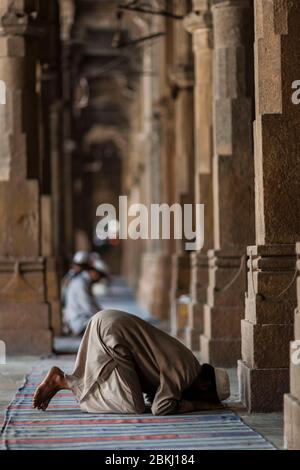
[226,369,283,449]
[0,358,283,449]
[0,278,283,449]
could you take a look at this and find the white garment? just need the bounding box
[79,368,142,414]
[61,269,77,306]
[65,310,201,415]
[65,271,101,335]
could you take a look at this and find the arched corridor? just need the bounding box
[0,0,300,451]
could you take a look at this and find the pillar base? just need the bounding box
[185,252,210,351]
[46,257,62,335]
[238,359,289,412]
[0,328,53,355]
[201,335,241,367]
[241,319,293,369]
[284,394,300,450]
[284,243,300,449]
[170,253,191,338]
[185,301,204,350]
[240,245,296,412]
[200,249,246,365]
[0,258,53,355]
[200,304,243,366]
[0,302,53,355]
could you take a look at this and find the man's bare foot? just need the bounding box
[33,367,69,411]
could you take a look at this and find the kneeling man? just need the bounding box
[33,310,230,415]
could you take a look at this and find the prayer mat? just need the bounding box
[0,357,275,450]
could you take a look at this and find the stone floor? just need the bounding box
[0,357,283,449]
[0,278,283,449]
[226,369,283,449]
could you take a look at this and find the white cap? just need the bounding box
[214,368,230,401]
[73,251,89,265]
[92,259,109,275]
[89,252,101,263]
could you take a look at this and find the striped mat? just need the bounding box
[1,357,275,450]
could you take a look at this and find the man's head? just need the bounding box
[88,259,109,283]
[89,252,101,263]
[72,251,90,273]
[183,364,230,404]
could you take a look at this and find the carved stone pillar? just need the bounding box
[169,66,195,338]
[238,0,300,411]
[138,96,174,320]
[184,0,214,350]
[39,0,63,335]
[60,0,75,263]
[284,243,300,449]
[0,1,52,354]
[168,0,195,338]
[200,0,255,366]
[137,15,175,321]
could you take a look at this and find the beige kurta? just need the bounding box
[66,309,201,415]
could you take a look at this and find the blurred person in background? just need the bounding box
[63,260,107,336]
[61,251,90,307]
[89,256,110,296]
[89,251,101,263]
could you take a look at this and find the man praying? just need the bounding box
[33,309,230,415]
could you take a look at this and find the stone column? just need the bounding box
[60,0,75,263]
[39,0,63,335]
[284,243,300,449]
[138,98,174,320]
[137,17,174,321]
[169,67,195,339]
[0,1,52,354]
[238,0,300,412]
[200,0,255,366]
[184,0,214,350]
[168,0,195,339]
